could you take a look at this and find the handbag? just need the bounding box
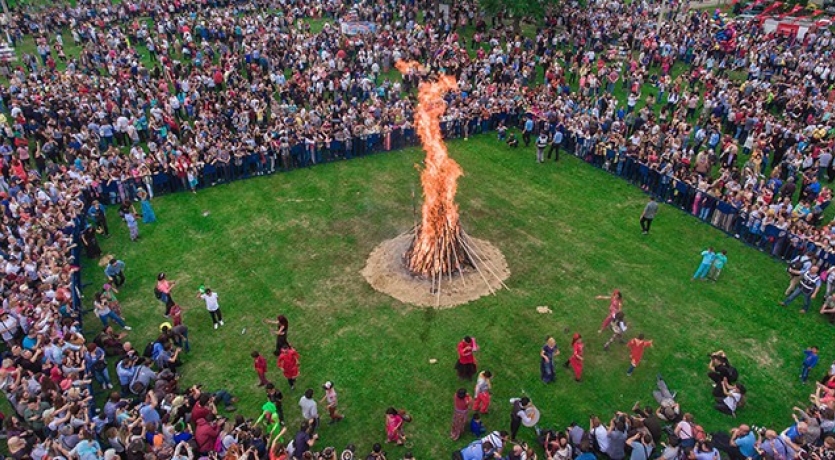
[92,359,107,372]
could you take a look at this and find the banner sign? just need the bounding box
[340,21,377,35]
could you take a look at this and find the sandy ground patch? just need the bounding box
[362,232,510,308]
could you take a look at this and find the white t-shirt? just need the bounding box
[593,425,610,453]
[201,292,219,311]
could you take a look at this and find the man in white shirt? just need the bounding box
[591,416,610,455]
[197,288,224,329]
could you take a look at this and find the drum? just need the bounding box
[522,405,541,427]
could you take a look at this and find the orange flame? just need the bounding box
[397,61,470,277]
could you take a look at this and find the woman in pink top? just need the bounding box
[596,289,623,333]
[156,272,176,316]
[385,407,405,445]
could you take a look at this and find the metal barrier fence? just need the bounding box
[90,113,830,269]
[559,133,835,268]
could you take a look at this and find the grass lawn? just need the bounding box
[84,133,829,458]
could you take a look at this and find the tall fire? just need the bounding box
[396,61,474,279]
[360,62,509,308]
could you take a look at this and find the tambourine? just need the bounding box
[523,405,541,427]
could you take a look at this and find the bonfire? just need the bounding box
[360,62,509,308]
[396,61,475,280]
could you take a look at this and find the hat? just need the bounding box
[323,381,333,390]
[104,449,118,460]
[103,283,111,290]
[98,254,114,267]
[160,322,172,332]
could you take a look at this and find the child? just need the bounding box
[169,303,183,327]
[603,311,627,350]
[626,333,654,376]
[252,351,269,387]
[506,132,519,148]
[497,123,507,141]
[473,370,492,414]
[802,346,819,383]
[692,247,715,280]
[101,284,121,317]
[470,412,485,437]
[320,381,344,424]
[709,250,728,281]
[188,167,198,193]
[125,211,139,241]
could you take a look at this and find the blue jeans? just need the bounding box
[783,287,813,312]
[92,367,112,387]
[693,263,711,279]
[214,389,234,406]
[801,365,813,382]
[99,311,126,328]
[174,330,190,352]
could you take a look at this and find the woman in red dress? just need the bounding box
[455,336,477,380]
[276,344,300,390]
[385,407,405,445]
[568,333,584,382]
[450,388,471,440]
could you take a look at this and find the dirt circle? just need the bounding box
[361,232,510,308]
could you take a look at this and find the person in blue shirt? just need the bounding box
[801,346,819,383]
[729,424,759,460]
[470,413,485,437]
[523,116,535,147]
[709,250,728,281]
[692,247,716,280]
[104,258,126,286]
[88,200,109,236]
[458,439,499,460]
[139,391,161,425]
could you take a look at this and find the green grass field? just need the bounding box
[83,134,829,458]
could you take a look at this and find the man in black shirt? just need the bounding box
[265,383,285,425]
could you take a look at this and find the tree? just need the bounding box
[478,0,558,34]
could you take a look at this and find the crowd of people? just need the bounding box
[1,0,835,457]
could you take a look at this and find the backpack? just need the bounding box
[125,438,146,460]
[142,341,155,358]
[693,424,707,442]
[154,287,162,299]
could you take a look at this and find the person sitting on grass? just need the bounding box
[94,326,127,356]
[470,413,485,438]
[507,132,519,148]
[715,379,745,417]
[819,294,835,323]
[708,351,738,385]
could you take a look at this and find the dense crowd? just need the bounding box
[1,0,835,458]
